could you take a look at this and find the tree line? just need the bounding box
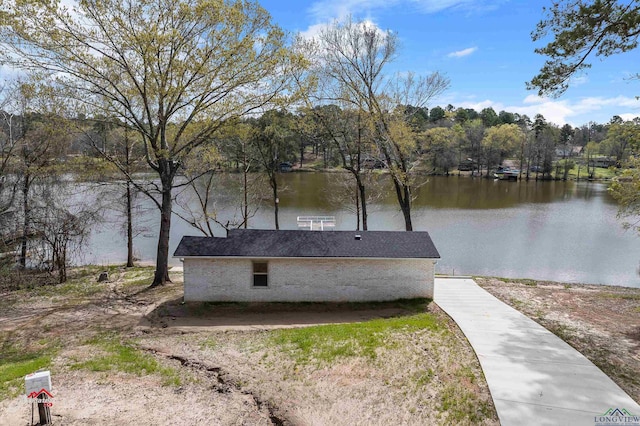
[1,79,637,286]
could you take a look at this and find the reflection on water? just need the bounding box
[278,173,617,210]
[85,173,639,288]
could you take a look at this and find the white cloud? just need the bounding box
[618,113,640,121]
[58,0,84,22]
[456,99,502,111]
[299,23,328,40]
[573,95,639,110]
[571,75,589,86]
[301,0,390,41]
[456,95,640,126]
[307,0,505,20]
[409,0,477,13]
[523,94,544,104]
[304,0,505,34]
[308,0,393,22]
[0,65,24,81]
[447,47,477,58]
[299,18,386,42]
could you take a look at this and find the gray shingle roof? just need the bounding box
[173,229,440,259]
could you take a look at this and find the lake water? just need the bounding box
[84,173,640,288]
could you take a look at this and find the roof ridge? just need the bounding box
[174,230,440,259]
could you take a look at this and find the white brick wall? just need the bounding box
[183,257,435,302]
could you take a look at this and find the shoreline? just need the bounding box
[75,260,640,289]
[71,165,619,183]
[268,166,619,182]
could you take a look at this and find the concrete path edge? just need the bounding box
[434,278,640,426]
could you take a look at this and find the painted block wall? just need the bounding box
[183,257,436,302]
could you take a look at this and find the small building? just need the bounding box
[588,157,618,168]
[556,145,584,158]
[174,229,440,302]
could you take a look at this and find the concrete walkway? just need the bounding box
[434,278,640,426]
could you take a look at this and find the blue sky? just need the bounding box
[261,0,640,127]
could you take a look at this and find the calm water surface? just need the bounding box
[85,173,640,287]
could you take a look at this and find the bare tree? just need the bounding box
[174,131,266,236]
[30,184,99,283]
[0,82,20,255]
[250,110,297,230]
[100,123,144,267]
[2,0,305,286]
[84,122,146,267]
[301,104,374,229]
[0,81,73,268]
[315,18,449,230]
[324,171,382,231]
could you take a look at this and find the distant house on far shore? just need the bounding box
[556,145,583,157]
[173,229,440,302]
[588,156,618,168]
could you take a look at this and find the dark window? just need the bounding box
[253,262,268,287]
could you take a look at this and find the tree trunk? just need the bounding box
[20,174,30,268]
[272,175,279,230]
[299,140,304,168]
[243,162,248,229]
[391,177,412,231]
[151,169,172,287]
[355,185,360,231]
[126,181,134,267]
[124,127,135,268]
[357,177,368,231]
[323,147,328,169]
[58,245,67,283]
[485,161,491,178]
[400,193,412,231]
[519,142,524,181]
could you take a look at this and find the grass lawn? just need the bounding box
[0,268,498,425]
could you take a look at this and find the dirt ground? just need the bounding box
[0,268,497,426]
[5,269,637,425]
[477,277,640,404]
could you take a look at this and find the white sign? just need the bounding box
[25,370,52,398]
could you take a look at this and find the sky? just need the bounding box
[260,0,640,127]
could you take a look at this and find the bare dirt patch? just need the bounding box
[135,300,496,425]
[144,298,421,330]
[476,277,640,403]
[0,268,497,425]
